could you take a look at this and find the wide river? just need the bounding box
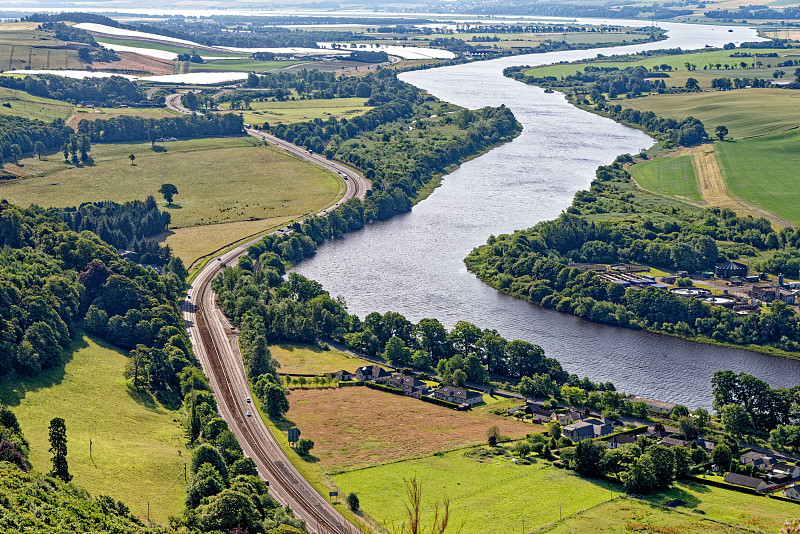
[295,20,800,408]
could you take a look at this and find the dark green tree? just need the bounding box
[48,417,71,482]
[158,183,179,205]
[715,125,728,141]
[347,491,360,511]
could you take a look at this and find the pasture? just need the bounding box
[0,23,84,71]
[67,106,181,128]
[270,344,381,375]
[188,59,300,72]
[0,335,185,524]
[217,96,372,125]
[0,86,74,121]
[619,88,800,138]
[715,130,800,225]
[286,387,536,472]
[0,136,342,229]
[630,154,702,201]
[333,450,797,534]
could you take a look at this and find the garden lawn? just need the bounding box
[270,344,381,375]
[619,89,800,139]
[0,136,342,228]
[630,154,701,201]
[333,451,618,534]
[0,335,186,525]
[286,387,537,472]
[715,130,800,225]
[218,97,372,126]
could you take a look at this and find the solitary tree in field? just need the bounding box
[128,153,135,166]
[347,492,360,511]
[487,425,500,446]
[685,77,699,91]
[48,417,71,482]
[159,183,178,205]
[34,141,46,160]
[715,125,728,141]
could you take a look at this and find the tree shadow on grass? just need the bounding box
[0,335,87,407]
[165,203,183,210]
[151,145,167,153]
[126,383,159,411]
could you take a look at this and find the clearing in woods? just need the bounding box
[0,335,185,524]
[269,344,384,375]
[285,387,538,473]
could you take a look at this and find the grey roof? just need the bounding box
[717,261,748,271]
[434,386,482,400]
[724,472,765,489]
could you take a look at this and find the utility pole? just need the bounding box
[184,462,187,482]
[89,438,92,460]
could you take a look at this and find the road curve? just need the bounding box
[176,92,370,533]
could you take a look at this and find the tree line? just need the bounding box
[60,197,172,265]
[76,113,244,144]
[0,115,72,164]
[0,75,144,106]
[465,156,800,353]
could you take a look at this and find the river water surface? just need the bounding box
[294,20,800,408]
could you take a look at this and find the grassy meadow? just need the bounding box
[630,154,702,201]
[619,89,800,139]
[0,136,342,228]
[217,96,372,126]
[333,450,799,534]
[0,86,74,121]
[188,59,300,72]
[286,387,537,472]
[66,106,181,127]
[0,23,84,71]
[0,335,186,525]
[715,131,800,225]
[270,344,382,375]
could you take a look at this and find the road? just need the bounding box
[176,93,370,533]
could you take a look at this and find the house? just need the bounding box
[386,375,428,399]
[432,386,483,406]
[769,463,800,483]
[723,472,768,492]
[694,438,716,454]
[553,410,584,425]
[740,451,777,470]
[629,395,676,414]
[659,437,691,448]
[333,370,352,381]
[607,435,637,449]
[355,365,391,382]
[525,401,553,422]
[785,484,800,501]
[563,418,614,442]
[117,249,140,263]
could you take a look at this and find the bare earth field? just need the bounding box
[287,387,538,473]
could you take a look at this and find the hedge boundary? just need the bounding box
[683,474,763,495]
[420,395,460,410]
[768,493,800,505]
[338,381,365,388]
[365,382,404,395]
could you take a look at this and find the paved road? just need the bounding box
[176,94,370,533]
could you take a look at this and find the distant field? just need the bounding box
[716,131,800,225]
[619,89,800,138]
[217,96,371,125]
[631,154,702,201]
[67,106,181,128]
[95,36,239,57]
[270,344,381,375]
[188,59,300,72]
[287,387,536,472]
[0,335,185,524]
[334,451,797,534]
[0,86,73,121]
[0,136,342,228]
[0,23,84,70]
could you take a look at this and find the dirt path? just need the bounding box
[692,143,791,227]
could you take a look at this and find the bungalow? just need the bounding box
[723,472,768,492]
[386,375,428,399]
[607,434,637,449]
[432,386,483,406]
[355,365,391,382]
[769,463,800,483]
[694,438,716,454]
[740,451,777,470]
[629,395,676,414]
[333,370,352,381]
[553,410,584,425]
[525,402,554,423]
[785,484,800,501]
[660,437,691,448]
[563,418,614,443]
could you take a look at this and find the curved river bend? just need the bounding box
[295,20,800,408]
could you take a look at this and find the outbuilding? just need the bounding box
[715,261,748,279]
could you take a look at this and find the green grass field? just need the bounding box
[0,335,185,525]
[620,89,800,139]
[715,131,800,225]
[0,136,342,228]
[188,59,300,73]
[270,344,381,375]
[67,106,181,128]
[0,86,74,121]
[218,97,372,125]
[0,22,85,70]
[631,155,702,201]
[333,451,798,534]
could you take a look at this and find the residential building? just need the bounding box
[333,370,352,381]
[723,472,768,492]
[659,437,691,448]
[607,435,637,449]
[739,451,777,470]
[552,410,584,425]
[629,395,676,414]
[525,401,553,423]
[386,375,428,399]
[563,418,614,442]
[769,463,800,483]
[432,386,483,406]
[785,485,800,501]
[355,365,391,382]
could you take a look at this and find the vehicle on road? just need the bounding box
[246,411,252,417]
[246,397,252,403]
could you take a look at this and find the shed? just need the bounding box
[715,261,748,279]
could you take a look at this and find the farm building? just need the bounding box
[715,261,748,279]
[723,472,768,492]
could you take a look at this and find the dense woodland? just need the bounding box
[76,113,244,143]
[0,75,144,106]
